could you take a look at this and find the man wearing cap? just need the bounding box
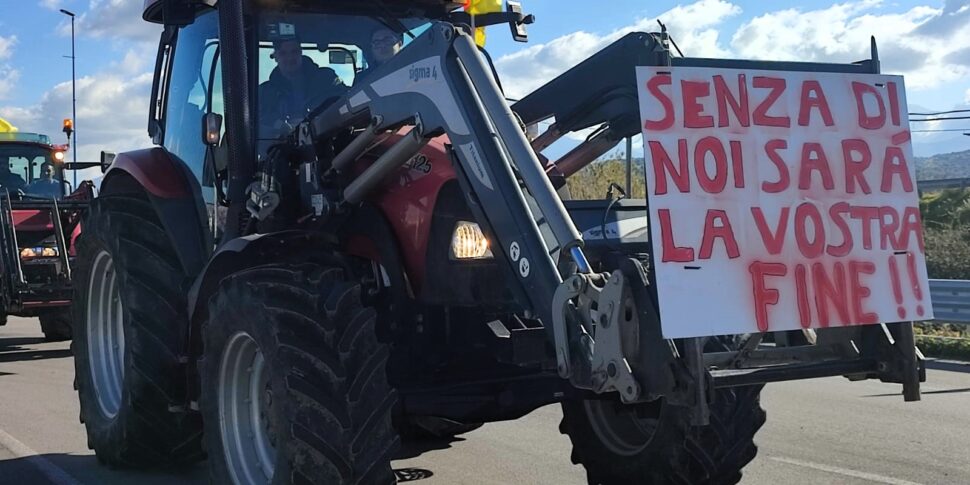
[259,24,349,136]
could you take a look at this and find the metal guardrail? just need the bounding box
[917,178,970,192]
[928,279,970,324]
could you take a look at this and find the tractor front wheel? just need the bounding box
[200,263,399,485]
[71,194,204,467]
[560,385,766,485]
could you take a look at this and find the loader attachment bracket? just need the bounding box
[553,259,689,405]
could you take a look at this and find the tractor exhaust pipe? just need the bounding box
[343,127,429,204]
[548,127,621,178]
[331,117,386,173]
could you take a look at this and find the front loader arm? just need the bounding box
[307,22,657,402]
[312,22,584,326]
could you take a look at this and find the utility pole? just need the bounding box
[60,9,77,189]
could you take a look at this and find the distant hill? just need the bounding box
[915,149,970,181]
[627,149,970,182]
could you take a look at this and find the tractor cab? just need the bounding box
[0,132,71,199]
[143,0,529,240]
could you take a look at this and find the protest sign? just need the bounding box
[636,66,931,338]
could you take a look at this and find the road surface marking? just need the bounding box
[771,456,923,485]
[0,427,81,485]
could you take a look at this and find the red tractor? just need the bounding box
[71,1,924,483]
[0,129,96,341]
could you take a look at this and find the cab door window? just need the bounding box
[163,12,222,186]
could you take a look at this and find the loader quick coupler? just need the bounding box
[553,270,642,403]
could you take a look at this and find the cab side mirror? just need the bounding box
[507,1,532,43]
[100,151,116,173]
[202,112,223,146]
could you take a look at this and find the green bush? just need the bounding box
[923,228,970,280]
[916,335,970,361]
[566,158,646,200]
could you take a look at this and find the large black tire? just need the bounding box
[200,263,399,485]
[72,194,204,467]
[40,310,72,342]
[561,338,766,484]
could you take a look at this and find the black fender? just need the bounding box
[98,147,212,278]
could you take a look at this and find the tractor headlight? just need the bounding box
[450,221,493,260]
[19,246,58,259]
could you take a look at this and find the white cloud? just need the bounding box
[965,88,970,105]
[40,0,63,10]
[0,1,160,162]
[497,0,970,103]
[0,35,19,101]
[74,0,162,43]
[730,1,969,89]
[0,68,153,163]
[495,0,741,99]
[0,67,21,101]
[0,35,16,61]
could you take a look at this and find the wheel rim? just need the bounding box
[583,399,661,457]
[218,331,276,485]
[86,250,125,419]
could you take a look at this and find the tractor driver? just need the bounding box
[259,23,349,137]
[25,162,62,199]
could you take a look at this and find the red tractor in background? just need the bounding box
[0,128,98,341]
[69,1,925,484]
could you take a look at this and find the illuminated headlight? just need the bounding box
[19,247,57,259]
[450,221,493,260]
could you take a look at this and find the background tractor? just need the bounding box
[0,125,98,341]
[70,1,925,484]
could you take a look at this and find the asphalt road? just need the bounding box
[0,316,968,485]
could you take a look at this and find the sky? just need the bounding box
[0,0,969,166]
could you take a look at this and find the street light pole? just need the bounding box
[59,9,77,189]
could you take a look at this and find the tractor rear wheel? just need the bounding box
[40,310,72,341]
[200,263,399,485]
[71,194,204,467]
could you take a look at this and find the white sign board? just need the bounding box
[635,66,932,339]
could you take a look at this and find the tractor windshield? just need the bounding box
[256,9,431,141]
[0,144,64,198]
